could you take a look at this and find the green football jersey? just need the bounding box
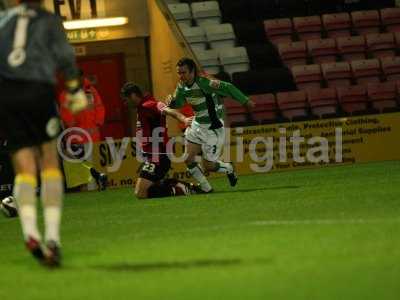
[169,76,249,125]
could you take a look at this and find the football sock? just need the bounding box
[13,174,41,241]
[214,161,233,174]
[187,163,212,192]
[41,169,63,245]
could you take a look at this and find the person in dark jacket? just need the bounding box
[0,0,87,267]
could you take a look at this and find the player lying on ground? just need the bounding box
[120,83,201,199]
[168,58,255,193]
[0,0,87,267]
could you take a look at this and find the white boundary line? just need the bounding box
[249,218,400,226]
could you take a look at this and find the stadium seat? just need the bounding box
[351,10,381,35]
[350,59,382,86]
[232,68,296,95]
[276,90,309,121]
[204,23,236,49]
[365,32,396,59]
[336,35,367,62]
[306,87,338,118]
[233,21,267,45]
[381,7,400,33]
[307,38,338,64]
[337,85,369,115]
[278,91,310,120]
[292,64,323,91]
[181,26,207,51]
[278,41,308,67]
[191,1,221,27]
[367,81,398,113]
[246,43,284,70]
[218,47,250,76]
[249,94,279,124]
[293,16,323,41]
[194,49,220,75]
[224,97,250,127]
[168,3,192,27]
[380,56,400,81]
[322,12,352,38]
[321,62,352,88]
[264,18,294,45]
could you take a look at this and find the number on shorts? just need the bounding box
[142,162,156,174]
[212,145,217,155]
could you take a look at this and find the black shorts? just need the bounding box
[138,154,171,183]
[0,78,60,151]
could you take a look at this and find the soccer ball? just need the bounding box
[1,196,18,218]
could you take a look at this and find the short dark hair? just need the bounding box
[120,82,143,99]
[177,57,198,76]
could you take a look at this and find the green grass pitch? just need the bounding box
[1,161,400,300]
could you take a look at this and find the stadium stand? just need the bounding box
[292,64,323,90]
[367,81,399,112]
[350,58,382,85]
[322,12,352,38]
[306,87,338,118]
[168,0,400,126]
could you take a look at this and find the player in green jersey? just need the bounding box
[168,58,254,193]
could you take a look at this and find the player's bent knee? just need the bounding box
[134,185,149,199]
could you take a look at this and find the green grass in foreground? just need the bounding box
[0,161,400,300]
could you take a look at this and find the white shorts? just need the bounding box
[184,121,225,162]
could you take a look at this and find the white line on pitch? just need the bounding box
[248,218,400,226]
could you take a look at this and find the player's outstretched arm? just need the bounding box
[203,78,255,109]
[162,107,193,127]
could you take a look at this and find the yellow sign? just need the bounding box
[87,113,400,189]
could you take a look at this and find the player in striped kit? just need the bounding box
[169,58,255,193]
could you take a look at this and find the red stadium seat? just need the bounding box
[277,41,308,67]
[224,97,250,127]
[380,7,400,33]
[366,32,396,59]
[293,15,322,41]
[291,64,323,91]
[381,56,400,81]
[264,18,293,45]
[336,36,367,62]
[367,81,398,113]
[276,90,309,121]
[351,10,381,35]
[306,87,338,118]
[307,38,337,64]
[249,94,279,124]
[226,113,248,127]
[321,62,352,88]
[224,98,247,114]
[322,12,352,38]
[337,85,369,115]
[350,59,382,86]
